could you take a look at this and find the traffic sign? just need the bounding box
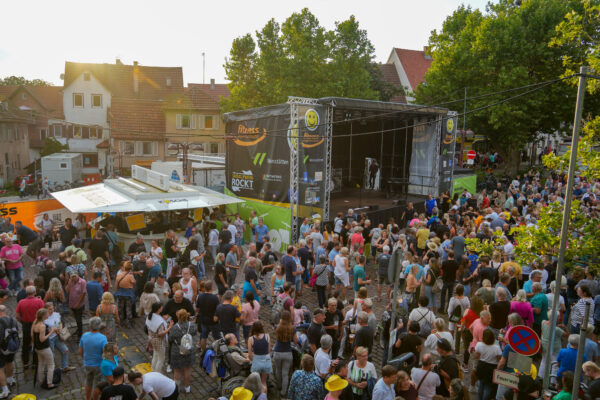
[467,150,476,160]
[507,326,540,356]
[493,369,519,390]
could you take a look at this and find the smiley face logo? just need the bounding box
[446,118,454,133]
[305,109,319,131]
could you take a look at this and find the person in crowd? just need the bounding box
[546,371,574,400]
[530,281,548,336]
[44,302,73,373]
[288,354,325,400]
[225,245,240,288]
[32,308,57,389]
[436,338,460,397]
[87,271,104,314]
[214,290,240,339]
[394,370,418,400]
[307,308,326,354]
[273,310,298,397]
[58,218,78,251]
[0,305,18,397]
[0,237,24,295]
[153,274,171,305]
[247,320,272,390]
[240,291,260,343]
[16,285,44,369]
[448,283,470,335]
[66,271,87,338]
[39,259,59,292]
[79,317,107,400]
[333,247,350,301]
[441,250,459,311]
[353,311,374,355]
[324,297,345,359]
[114,261,136,329]
[128,370,179,400]
[394,321,423,363]
[556,334,586,385]
[411,353,440,400]
[325,374,350,400]
[583,361,600,400]
[489,287,511,337]
[139,281,160,318]
[348,346,377,398]
[571,284,595,334]
[100,342,119,382]
[96,292,120,342]
[213,252,228,297]
[314,334,334,379]
[146,302,173,373]
[44,278,65,312]
[242,257,261,300]
[98,366,137,400]
[169,309,196,394]
[423,318,454,360]
[314,254,330,308]
[510,289,534,327]
[195,281,220,351]
[179,267,198,304]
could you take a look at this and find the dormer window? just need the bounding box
[84,72,91,81]
[166,77,172,87]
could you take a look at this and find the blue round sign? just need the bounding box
[506,326,540,356]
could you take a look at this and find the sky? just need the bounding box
[1,0,489,86]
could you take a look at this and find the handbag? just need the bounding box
[431,270,443,294]
[58,327,71,342]
[309,265,327,287]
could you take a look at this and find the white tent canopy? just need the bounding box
[51,177,242,213]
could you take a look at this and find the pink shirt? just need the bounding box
[241,300,260,327]
[0,244,23,269]
[68,277,87,309]
[351,233,364,254]
[469,318,489,352]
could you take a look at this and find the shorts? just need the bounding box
[251,354,273,374]
[378,274,390,285]
[217,283,227,296]
[0,353,14,368]
[85,366,101,388]
[200,323,221,340]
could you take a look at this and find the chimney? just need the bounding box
[133,61,138,66]
[133,65,139,95]
[210,78,215,90]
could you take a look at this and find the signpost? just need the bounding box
[507,326,540,357]
[467,150,476,165]
[493,370,519,390]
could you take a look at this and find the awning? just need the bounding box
[51,178,242,213]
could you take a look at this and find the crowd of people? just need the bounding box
[0,169,599,400]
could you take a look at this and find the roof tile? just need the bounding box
[394,48,432,91]
[109,98,165,139]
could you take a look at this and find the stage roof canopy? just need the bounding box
[51,178,242,213]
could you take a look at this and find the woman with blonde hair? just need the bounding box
[491,251,502,269]
[423,318,454,359]
[334,247,350,301]
[169,309,196,393]
[92,257,111,291]
[44,277,65,311]
[348,346,377,398]
[99,342,119,383]
[44,302,74,372]
[114,261,136,328]
[32,308,57,388]
[96,291,120,341]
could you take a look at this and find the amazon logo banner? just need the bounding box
[439,114,458,193]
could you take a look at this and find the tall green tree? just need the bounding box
[40,137,68,157]
[0,76,51,86]
[221,9,386,112]
[415,0,577,175]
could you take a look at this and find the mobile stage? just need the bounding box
[223,97,457,249]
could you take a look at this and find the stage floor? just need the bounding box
[329,188,425,216]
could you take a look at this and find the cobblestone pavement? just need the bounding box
[6,252,389,399]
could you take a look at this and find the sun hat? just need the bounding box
[229,387,253,400]
[427,242,439,251]
[325,374,349,392]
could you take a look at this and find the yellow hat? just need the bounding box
[325,375,349,392]
[230,387,253,400]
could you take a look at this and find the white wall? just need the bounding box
[63,73,111,128]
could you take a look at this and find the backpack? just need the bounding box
[270,294,291,325]
[416,309,433,337]
[178,323,194,355]
[449,303,463,323]
[0,317,20,355]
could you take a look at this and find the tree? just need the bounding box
[0,76,52,86]
[220,9,383,112]
[415,0,578,175]
[40,137,68,157]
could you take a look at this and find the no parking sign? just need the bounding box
[506,326,540,356]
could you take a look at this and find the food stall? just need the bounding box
[51,166,243,250]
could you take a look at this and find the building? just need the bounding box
[0,102,34,187]
[384,47,433,102]
[62,59,184,175]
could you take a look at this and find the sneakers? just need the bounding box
[166,364,172,373]
[0,388,9,399]
[184,386,191,393]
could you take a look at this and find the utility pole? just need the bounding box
[573,302,591,396]
[543,66,588,391]
[459,87,467,167]
[202,53,205,84]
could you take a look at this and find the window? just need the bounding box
[140,142,155,156]
[83,154,98,167]
[59,162,68,169]
[123,141,135,155]
[210,142,220,154]
[73,126,82,138]
[53,125,63,137]
[91,94,102,108]
[83,72,91,81]
[40,128,48,141]
[89,127,100,139]
[166,77,172,87]
[73,93,83,107]
[22,93,26,100]
[205,116,213,129]
[176,114,194,129]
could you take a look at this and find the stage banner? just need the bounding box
[224,188,291,253]
[225,102,327,219]
[452,174,477,196]
[0,199,82,231]
[409,118,438,192]
[439,114,458,194]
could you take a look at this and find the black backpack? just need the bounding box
[0,317,20,355]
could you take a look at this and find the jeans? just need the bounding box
[35,347,55,386]
[464,283,471,297]
[7,267,22,291]
[227,269,237,287]
[263,271,273,302]
[71,307,84,338]
[21,321,33,365]
[478,380,496,400]
[424,285,437,310]
[273,351,293,396]
[316,285,327,308]
[49,335,69,369]
[440,281,456,311]
[195,259,206,280]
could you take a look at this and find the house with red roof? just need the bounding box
[384,47,433,102]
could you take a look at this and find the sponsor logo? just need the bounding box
[0,207,17,216]
[288,120,324,150]
[233,124,267,147]
[262,174,282,182]
[267,158,289,165]
[231,170,254,192]
[446,118,454,133]
[305,109,319,131]
[253,153,267,166]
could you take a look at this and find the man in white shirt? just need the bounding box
[128,370,179,398]
[410,353,441,400]
[314,334,333,378]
